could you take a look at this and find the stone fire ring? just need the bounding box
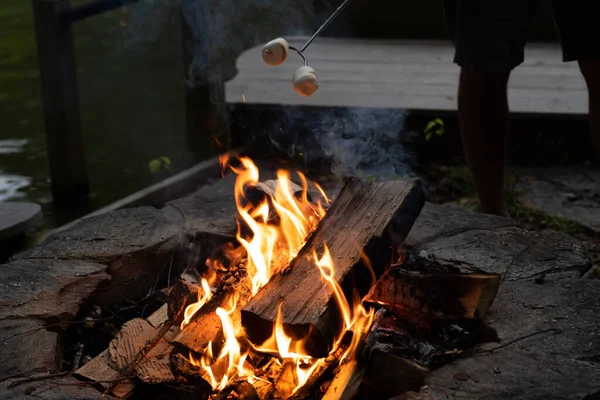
[1,175,599,399]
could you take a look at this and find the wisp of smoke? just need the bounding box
[269,108,415,181]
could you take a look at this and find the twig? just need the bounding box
[8,372,69,388]
[477,328,561,355]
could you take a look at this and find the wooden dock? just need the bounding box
[226,38,588,115]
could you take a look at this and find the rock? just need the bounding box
[1,375,107,399]
[0,259,108,321]
[12,207,183,305]
[0,319,60,381]
[0,202,42,242]
[163,174,239,241]
[405,203,591,281]
[393,277,600,400]
[514,166,600,233]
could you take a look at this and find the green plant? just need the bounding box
[149,156,173,174]
[424,118,446,141]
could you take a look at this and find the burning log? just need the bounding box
[365,259,501,319]
[321,359,366,400]
[274,360,299,399]
[242,179,424,357]
[215,379,259,400]
[172,274,252,354]
[291,343,348,399]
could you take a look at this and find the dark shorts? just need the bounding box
[445,0,600,72]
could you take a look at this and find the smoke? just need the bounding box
[121,0,414,180]
[268,108,415,181]
[180,0,317,83]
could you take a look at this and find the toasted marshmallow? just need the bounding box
[261,38,289,66]
[292,66,319,97]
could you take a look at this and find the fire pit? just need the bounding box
[1,153,598,400]
[71,155,427,399]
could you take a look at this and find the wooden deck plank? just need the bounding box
[226,38,587,114]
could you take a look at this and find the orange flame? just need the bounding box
[181,278,213,330]
[183,157,375,396]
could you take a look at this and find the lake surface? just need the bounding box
[0,0,191,227]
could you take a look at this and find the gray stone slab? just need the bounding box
[394,277,600,400]
[0,202,42,241]
[0,259,108,321]
[12,206,183,305]
[405,203,591,281]
[514,166,600,233]
[1,375,107,399]
[163,173,239,240]
[0,319,60,381]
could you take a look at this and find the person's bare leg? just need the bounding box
[458,67,511,217]
[579,60,600,159]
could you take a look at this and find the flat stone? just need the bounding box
[163,173,239,240]
[0,319,60,381]
[405,203,591,281]
[514,166,600,232]
[1,375,107,399]
[0,259,108,321]
[0,202,42,241]
[12,207,183,305]
[393,277,600,400]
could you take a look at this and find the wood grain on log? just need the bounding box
[365,266,501,319]
[242,179,424,357]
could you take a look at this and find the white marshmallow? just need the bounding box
[292,66,319,97]
[261,38,289,66]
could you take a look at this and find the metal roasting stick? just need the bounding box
[289,0,353,65]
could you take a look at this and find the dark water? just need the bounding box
[0,0,191,227]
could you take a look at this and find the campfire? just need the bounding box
[74,155,501,399]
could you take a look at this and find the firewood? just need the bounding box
[274,360,299,399]
[215,379,259,400]
[242,179,424,357]
[109,318,157,370]
[361,309,428,397]
[74,303,173,396]
[363,349,428,397]
[172,275,252,354]
[321,359,366,400]
[365,263,501,319]
[135,336,175,384]
[292,344,347,399]
[167,269,204,321]
[254,379,275,400]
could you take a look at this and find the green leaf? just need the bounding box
[424,118,445,140]
[424,120,437,133]
[159,156,171,166]
[149,159,162,174]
